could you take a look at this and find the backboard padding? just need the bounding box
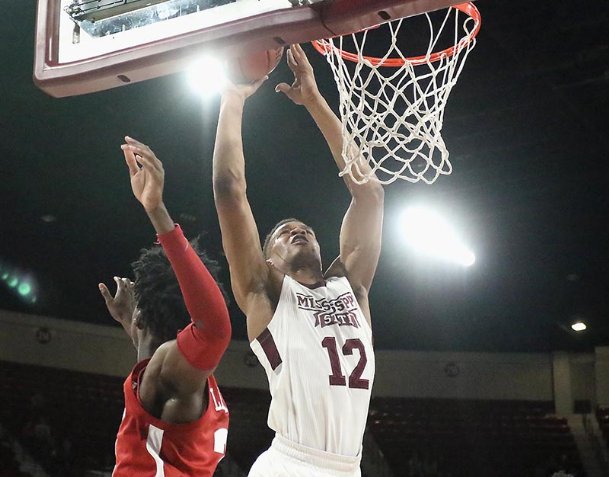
[34,0,467,97]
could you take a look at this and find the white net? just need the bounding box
[315,4,480,184]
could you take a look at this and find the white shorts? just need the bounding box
[248,434,362,477]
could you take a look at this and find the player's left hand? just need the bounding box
[275,44,319,106]
[122,136,165,212]
[99,276,136,329]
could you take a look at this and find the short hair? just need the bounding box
[131,238,227,343]
[262,218,303,258]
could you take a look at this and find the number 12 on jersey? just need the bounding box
[321,337,369,390]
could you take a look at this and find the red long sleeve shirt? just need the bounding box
[157,224,231,370]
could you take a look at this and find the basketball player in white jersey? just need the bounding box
[212,44,383,476]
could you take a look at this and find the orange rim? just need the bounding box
[311,2,481,67]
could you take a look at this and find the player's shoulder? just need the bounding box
[324,258,371,306]
[137,341,176,404]
[324,258,360,289]
[324,256,347,279]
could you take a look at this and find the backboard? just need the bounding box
[34,0,466,97]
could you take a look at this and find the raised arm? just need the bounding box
[122,137,230,396]
[276,45,384,309]
[213,81,278,340]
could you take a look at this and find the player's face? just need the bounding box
[270,221,321,266]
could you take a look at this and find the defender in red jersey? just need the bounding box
[98,137,231,477]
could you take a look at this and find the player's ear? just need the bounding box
[134,309,145,330]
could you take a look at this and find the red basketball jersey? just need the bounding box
[113,359,229,477]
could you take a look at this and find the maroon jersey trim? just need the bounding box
[256,328,282,371]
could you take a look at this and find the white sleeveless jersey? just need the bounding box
[250,275,375,457]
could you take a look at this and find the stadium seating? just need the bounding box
[369,397,584,476]
[596,407,609,448]
[0,360,586,476]
[0,360,123,475]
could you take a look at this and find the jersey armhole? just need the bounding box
[134,365,147,407]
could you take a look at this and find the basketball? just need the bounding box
[226,47,285,83]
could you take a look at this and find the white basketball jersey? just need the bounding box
[250,275,375,457]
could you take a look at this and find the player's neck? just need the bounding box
[271,253,324,286]
[136,333,162,362]
[288,267,324,287]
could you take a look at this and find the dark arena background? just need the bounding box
[1,1,609,476]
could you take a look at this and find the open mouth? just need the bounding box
[291,235,308,245]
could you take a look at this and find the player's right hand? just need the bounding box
[121,136,165,212]
[223,76,267,101]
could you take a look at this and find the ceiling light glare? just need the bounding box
[401,206,476,267]
[571,321,587,332]
[186,55,228,98]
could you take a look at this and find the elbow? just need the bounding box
[212,306,233,344]
[213,175,247,203]
[216,309,232,343]
[207,320,232,359]
[196,308,232,343]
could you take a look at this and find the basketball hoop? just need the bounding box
[312,3,481,184]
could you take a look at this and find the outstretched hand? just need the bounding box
[223,76,267,102]
[122,137,165,212]
[275,44,319,106]
[99,277,136,337]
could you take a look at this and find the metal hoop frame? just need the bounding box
[311,2,481,67]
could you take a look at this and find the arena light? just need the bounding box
[0,263,38,305]
[400,206,476,267]
[186,55,228,98]
[571,321,587,332]
[18,282,32,297]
